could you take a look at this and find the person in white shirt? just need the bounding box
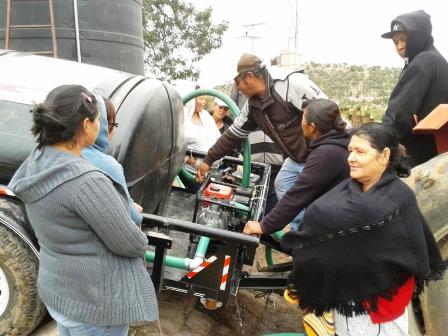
[182,95,221,191]
[184,96,221,152]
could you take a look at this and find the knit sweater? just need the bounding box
[8,146,158,326]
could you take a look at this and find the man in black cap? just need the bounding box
[382,10,448,167]
[197,53,326,230]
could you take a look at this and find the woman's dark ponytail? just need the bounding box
[332,115,347,132]
[31,85,98,149]
[304,99,346,135]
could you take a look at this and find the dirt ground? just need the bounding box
[31,245,304,336]
[130,246,304,336]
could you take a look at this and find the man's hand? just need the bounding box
[196,162,210,182]
[243,221,263,235]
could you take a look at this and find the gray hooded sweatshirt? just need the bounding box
[8,145,158,325]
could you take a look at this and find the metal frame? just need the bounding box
[141,157,292,306]
[143,213,258,305]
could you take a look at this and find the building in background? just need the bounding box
[271,49,304,71]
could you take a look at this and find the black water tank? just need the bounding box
[0,0,144,75]
[0,50,185,214]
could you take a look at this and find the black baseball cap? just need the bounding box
[381,21,407,39]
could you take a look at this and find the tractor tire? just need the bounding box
[419,236,448,335]
[0,225,45,336]
[404,153,448,336]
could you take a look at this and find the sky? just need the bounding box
[189,0,448,87]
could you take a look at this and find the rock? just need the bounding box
[213,325,233,336]
[184,309,214,335]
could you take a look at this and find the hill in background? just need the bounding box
[214,62,401,126]
[305,62,401,125]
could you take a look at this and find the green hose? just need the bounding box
[265,229,286,266]
[179,166,196,184]
[182,88,251,188]
[262,333,305,336]
[265,246,274,267]
[144,235,211,270]
[272,231,285,241]
[144,251,187,269]
[148,92,251,271]
[194,236,210,259]
[181,89,285,268]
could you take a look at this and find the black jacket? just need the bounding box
[383,10,448,166]
[260,130,350,234]
[204,69,326,166]
[281,170,446,316]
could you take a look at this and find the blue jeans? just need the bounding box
[46,306,129,336]
[274,157,305,231]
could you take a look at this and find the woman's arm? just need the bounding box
[260,146,347,234]
[72,172,148,257]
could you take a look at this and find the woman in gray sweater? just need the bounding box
[9,85,158,336]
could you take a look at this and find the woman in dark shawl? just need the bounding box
[281,122,446,335]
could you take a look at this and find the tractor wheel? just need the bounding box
[420,233,448,335]
[403,154,448,336]
[0,225,45,336]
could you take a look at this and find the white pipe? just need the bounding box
[185,256,204,270]
[73,0,82,62]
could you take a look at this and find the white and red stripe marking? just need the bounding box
[220,255,231,290]
[186,256,217,279]
[0,188,15,197]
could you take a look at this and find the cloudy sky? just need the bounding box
[189,0,448,87]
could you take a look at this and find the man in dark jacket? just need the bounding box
[230,80,284,215]
[382,10,448,167]
[197,53,326,229]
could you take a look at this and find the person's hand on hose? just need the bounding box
[196,162,210,182]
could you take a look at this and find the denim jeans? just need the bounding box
[274,157,305,231]
[46,306,129,336]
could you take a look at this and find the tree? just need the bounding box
[142,0,228,81]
